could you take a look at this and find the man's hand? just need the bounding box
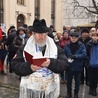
[69,55,76,59]
[41,58,50,67]
[31,64,42,72]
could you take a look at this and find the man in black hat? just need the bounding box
[78,28,92,85]
[11,19,68,98]
[64,32,86,98]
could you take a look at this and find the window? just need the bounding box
[35,0,40,19]
[17,14,25,22]
[51,0,55,26]
[17,14,25,28]
[0,0,4,24]
[17,0,25,5]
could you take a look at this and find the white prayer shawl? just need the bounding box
[20,36,60,98]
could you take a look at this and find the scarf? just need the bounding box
[20,35,60,98]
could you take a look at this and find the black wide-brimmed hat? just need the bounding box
[32,19,50,33]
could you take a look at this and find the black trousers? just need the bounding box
[80,61,89,83]
[88,67,98,89]
[67,70,81,95]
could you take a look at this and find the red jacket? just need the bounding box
[59,37,70,48]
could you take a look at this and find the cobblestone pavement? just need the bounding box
[0,73,98,98]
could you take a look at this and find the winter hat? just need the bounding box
[70,31,79,37]
[17,26,25,35]
[81,28,89,34]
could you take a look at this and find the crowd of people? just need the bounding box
[48,24,98,98]
[0,19,98,98]
[0,24,32,74]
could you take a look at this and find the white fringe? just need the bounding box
[20,86,60,98]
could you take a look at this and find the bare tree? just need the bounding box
[63,0,98,19]
[72,0,98,15]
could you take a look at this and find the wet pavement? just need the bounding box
[0,73,19,98]
[0,72,98,98]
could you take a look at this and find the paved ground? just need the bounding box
[0,72,98,98]
[0,73,19,98]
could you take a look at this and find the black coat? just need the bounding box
[4,30,16,61]
[78,36,92,46]
[13,35,28,52]
[5,29,16,52]
[11,45,68,76]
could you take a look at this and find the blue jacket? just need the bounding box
[64,41,86,71]
[86,40,98,68]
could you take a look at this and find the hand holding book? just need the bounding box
[30,58,50,72]
[41,58,50,67]
[24,51,48,67]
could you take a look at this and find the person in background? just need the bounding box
[65,25,71,34]
[53,31,62,45]
[26,26,33,38]
[7,26,16,36]
[0,41,7,74]
[64,31,86,98]
[48,25,55,39]
[12,26,29,80]
[4,26,16,73]
[63,25,66,32]
[78,28,92,85]
[0,25,6,49]
[89,28,96,37]
[22,24,28,33]
[11,19,69,98]
[59,30,70,84]
[86,31,98,96]
[56,31,62,40]
[59,30,70,49]
[13,26,28,53]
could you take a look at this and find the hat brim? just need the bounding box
[31,26,50,33]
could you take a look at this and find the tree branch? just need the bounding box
[92,0,98,13]
[72,0,98,14]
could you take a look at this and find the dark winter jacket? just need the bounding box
[86,40,93,58]
[13,35,28,52]
[11,45,69,76]
[64,41,86,71]
[78,36,92,46]
[5,29,16,51]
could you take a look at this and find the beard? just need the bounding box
[36,41,46,47]
[34,36,47,47]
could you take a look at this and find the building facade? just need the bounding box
[0,0,63,32]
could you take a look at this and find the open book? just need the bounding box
[24,51,46,67]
